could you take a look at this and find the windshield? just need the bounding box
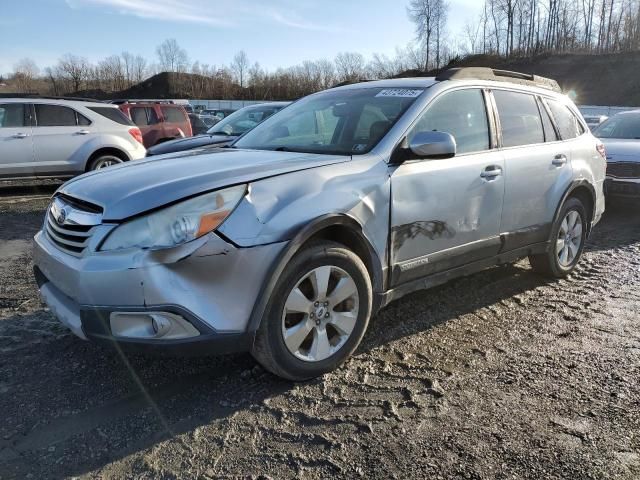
[207,105,283,136]
[233,87,425,155]
[594,113,640,139]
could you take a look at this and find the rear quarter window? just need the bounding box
[547,100,585,140]
[88,107,134,126]
[161,107,187,123]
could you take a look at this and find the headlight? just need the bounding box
[100,185,246,251]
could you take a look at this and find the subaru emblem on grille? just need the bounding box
[56,208,67,226]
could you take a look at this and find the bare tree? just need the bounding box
[156,39,189,73]
[334,52,365,81]
[408,0,449,70]
[231,50,250,88]
[57,53,90,92]
[13,58,39,92]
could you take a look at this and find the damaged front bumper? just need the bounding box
[33,228,286,355]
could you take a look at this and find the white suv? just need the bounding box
[0,97,146,179]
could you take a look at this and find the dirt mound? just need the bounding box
[401,51,640,106]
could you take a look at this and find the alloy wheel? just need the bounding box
[556,210,583,267]
[281,265,359,362]
[93,156,123,170]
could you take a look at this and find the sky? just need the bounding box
[0,0,483,76]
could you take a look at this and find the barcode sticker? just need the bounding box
[375,89,423,98]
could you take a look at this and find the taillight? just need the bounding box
[129,127,143,145]
[596,142,606,160]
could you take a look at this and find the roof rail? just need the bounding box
[0,94,106,102]
[435,67,561,93]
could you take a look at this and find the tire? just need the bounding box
[252,241,372,381]
[529,197,587,278]
[88,154,125,171]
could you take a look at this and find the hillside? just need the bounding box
[410,51,640,107]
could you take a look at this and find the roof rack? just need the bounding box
[330,79,374,89]
[109,99,187,105]
[435,67,561,93]
[0,94,106,102]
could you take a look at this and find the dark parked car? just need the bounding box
[188,113,209,135]
[593,110,640,199]
[146,102,290,156]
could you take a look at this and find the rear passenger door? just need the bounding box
[492,89,573,251]
[0,102,34,177]
[32,103,93,176]
[390,88,505,285]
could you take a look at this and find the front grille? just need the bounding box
[607,162,640,179]
[45,196,102,256]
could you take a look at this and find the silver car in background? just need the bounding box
[33,68,605,380]
[0,97,146,179]
[593,110,640,199]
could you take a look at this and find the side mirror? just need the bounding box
[409,131,456,159]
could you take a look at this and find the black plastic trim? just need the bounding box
[381,241,549,308]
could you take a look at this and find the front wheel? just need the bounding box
[252,241,372,381]
[529,197,587,277]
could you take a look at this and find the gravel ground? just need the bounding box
[0,188,638,479]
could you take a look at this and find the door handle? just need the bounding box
[552,154,567,166]
[480,166,503,179]
[12,133,29,139]
[76,130,91,135]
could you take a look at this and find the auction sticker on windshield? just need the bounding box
[375,89,423,98]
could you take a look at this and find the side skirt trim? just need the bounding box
[378,241,548,308]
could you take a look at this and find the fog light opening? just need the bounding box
[110,311,200,340]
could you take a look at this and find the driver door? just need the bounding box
[389,88,505,286]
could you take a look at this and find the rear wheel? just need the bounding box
[529,197,587,277]
[252,241,372,381]
[88,154,125,171]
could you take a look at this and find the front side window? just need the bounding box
[35,104,77,127]
[593,113,640,139]
[409,89,490,154]
[547,100,584,140]
[0,103,26,128]
[493,90,544,148]
[234,87,425,155]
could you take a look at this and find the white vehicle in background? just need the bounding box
[0,96,146,179]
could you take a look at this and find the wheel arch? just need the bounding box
[554,180,596,236]
[85,147,130,171]
[246,213,384,338]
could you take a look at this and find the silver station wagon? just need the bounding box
[34,68,606,380]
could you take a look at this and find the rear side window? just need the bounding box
[130,107,159,126]
[493,90,544,147]
[0,103,26,127]
[161,106,186,123]
[35,104,79,127]
[547,100,584,139]
[410,88,490,154]
[538,99,558,142]
[130,107,147,126]
[88,107,134,126]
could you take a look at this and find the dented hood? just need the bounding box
[57,148,349,221]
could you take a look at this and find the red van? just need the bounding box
[114,101,193,148]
